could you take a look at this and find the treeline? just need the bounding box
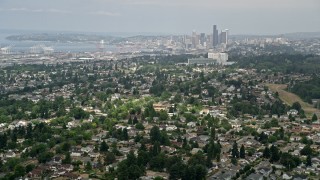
[0,96,92,123]
[131,54,197,65]
[234,54,320,74]
[291,77,320,103]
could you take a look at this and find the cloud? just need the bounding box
[117,0,320,9]
[90,11,120,16]
[1,7,71,14]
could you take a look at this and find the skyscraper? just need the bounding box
[213,25,219,47]
[200,33,206,46]
[220,29,228,44]
[192,31,197,48]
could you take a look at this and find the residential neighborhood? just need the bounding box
[0,53,320,179]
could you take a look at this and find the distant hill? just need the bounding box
[230,32,320,40]
[283,32,320,40]
[6,33,120,43]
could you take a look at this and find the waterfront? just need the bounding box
[0,30,117,53]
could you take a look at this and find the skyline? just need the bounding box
[0,0,320,35]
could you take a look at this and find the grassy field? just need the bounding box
[266,84,320,118]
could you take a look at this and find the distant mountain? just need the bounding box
[283,32,320,40]
[230,32,320,40]
[5,33,121,43]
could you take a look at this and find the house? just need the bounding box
[191,148,202,155]
[187,122,196,128]
[92,135,102,142]
[4,150,16,158]
[166,125,177,131]
[210,170,237,180]
[89,152,100,158]
[282,173,292,180]
[290,136,302,142]
[246,173,264,180]
[63,172,81,180]
[111,93,121,101]
[81,146,94,153]
[287,109,298,116]
[28,167,44,179]
[292,174,309,180]
[257,166,272,176]
[59,164,74,172]
[53,155,62,164]
[153,102,170,112]
[71,148,82,157]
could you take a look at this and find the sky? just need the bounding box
[0,0,320,35]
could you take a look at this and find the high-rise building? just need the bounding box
[200,33,206,46]
[220,29,228,44]
[192,31,197,48]
[213,25,219,47]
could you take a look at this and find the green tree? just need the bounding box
[231,141,239,158]
[38,152,54,163]
[100,141,109,152]
[231,157,237,165]
[150,141,161,157]
[0,133,8,148]
[312,114,318,121]
[26,123,32,139]
[25,164,35,173]
[135,122,145,130]
[300,145,313,156]
[61,142,71,152]
[128,116,133,125]
[62,152,71,164]
[206,142,214,167]
[149,153,166,171]
[159,110,169,121]
[210,127,216,140]
[292,102,302,112]
[263,146,270,159]
[126,151,137,167]
[85,161,92,171]
[104,152,116,165]
[306,155,312,167]
[150,126,161,142]
[137,150,150,166]
[188,152,206,167]
[240,145,245,158]
[194,164,207,180]
[133,116,139,124]
[70,107,89,120]
[280,152,301,170]
[117,151,144,180]
[168,161,186,180]
[270,145,280,163]
[117,160,129,180]
[14,165,25,178]
[122,128,129,140]
[128,164,144,180]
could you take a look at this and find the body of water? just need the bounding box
[0,30,117,53]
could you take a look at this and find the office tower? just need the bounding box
[192,31,197,48]
[220,29,228,44]
[207,34,213,48]
[200,33,206,46]
[213,25,219,47]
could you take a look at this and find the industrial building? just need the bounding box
[188,57,217,65]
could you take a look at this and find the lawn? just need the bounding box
[266,84,320,118]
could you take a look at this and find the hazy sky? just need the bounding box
[0,0,320,35]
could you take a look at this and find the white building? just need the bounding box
[208,52,228,65]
